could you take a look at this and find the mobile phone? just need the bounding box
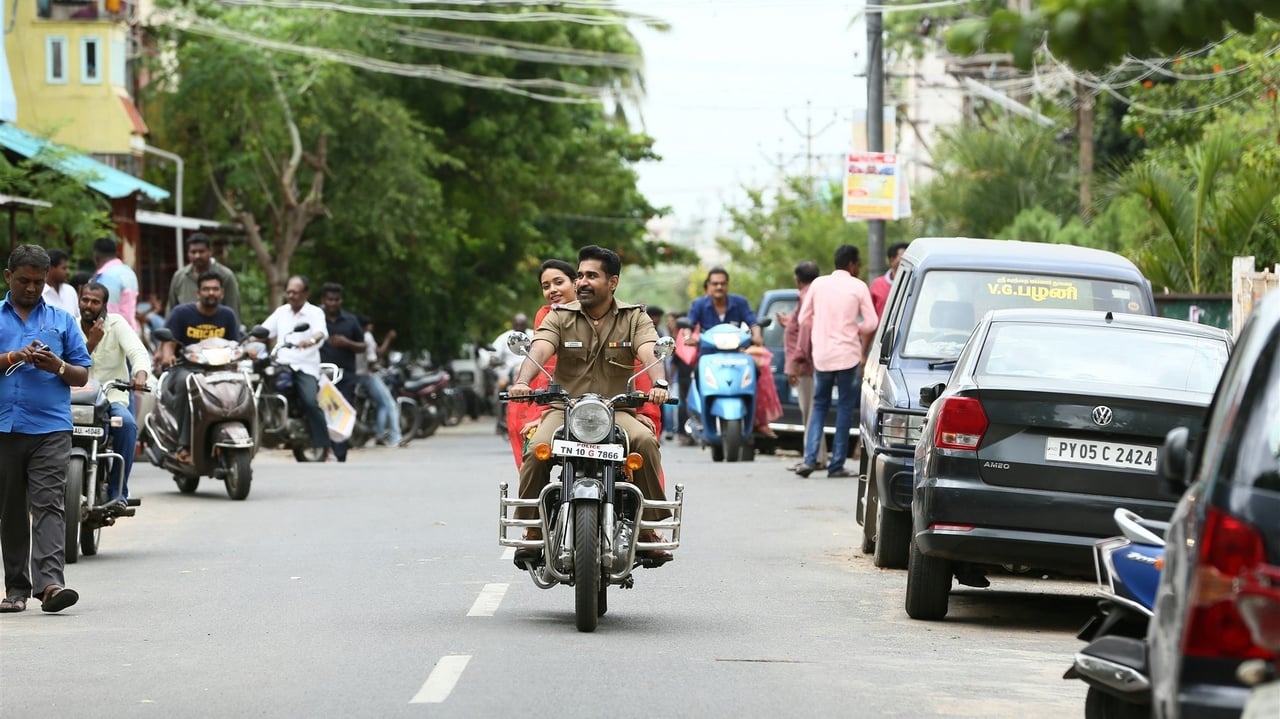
[32,341,49,352]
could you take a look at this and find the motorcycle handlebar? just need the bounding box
[498,390,678,407]
[106,379,151,393]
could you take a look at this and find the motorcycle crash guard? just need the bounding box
[212,422,255,449]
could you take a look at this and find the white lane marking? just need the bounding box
[467,583,509,617]
[501,547,515,561]
[410,655,471,704]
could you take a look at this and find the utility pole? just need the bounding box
[1076,80,1095,221]
[866,6,886,278]
[784,100,839,179]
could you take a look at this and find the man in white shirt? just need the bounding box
[42,249,80,316]
[261,276,330,454]
[77,282,152,507]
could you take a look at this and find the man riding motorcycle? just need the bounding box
[507,245,671,563]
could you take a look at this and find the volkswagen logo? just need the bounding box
[1092,406,1114,426]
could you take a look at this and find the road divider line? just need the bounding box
[501,546,515,561]
[410,655,471,704]
[467,583,509,617]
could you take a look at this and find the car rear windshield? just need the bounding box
[976,323,1229,394]
[902,270,1150,359]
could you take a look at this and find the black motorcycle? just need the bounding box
[67,378,146,562]
[252,323,345,462]
[498,333,684,632]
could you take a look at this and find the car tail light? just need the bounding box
[932,397,987,451]
[1182,507,1274,659]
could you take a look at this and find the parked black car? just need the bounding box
[1146,291,1280,719]
[905,308,1230,621]
[859,237,1157,570]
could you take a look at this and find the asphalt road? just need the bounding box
[0,420,1095,717]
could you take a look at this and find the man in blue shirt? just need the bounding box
[684,267,764,347]
[0,245,92,614]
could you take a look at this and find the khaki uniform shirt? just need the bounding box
[533,300,658,398]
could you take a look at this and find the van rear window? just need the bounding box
[903,270,1150,359]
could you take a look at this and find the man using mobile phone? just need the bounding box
[78,281,151,507]
[0,245,92,615]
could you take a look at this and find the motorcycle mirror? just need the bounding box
[153,327,175,343]
[675,317,693,330]
[507,331,533,356]
[652,336,676,361]
[292,322,310,333]
[249,325,271,340]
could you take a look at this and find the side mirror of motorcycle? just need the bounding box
[652,335,676,361]
[292,322,310,333]
[507,331,533,356]
[153,327,175,343]
[248,325,271,340]
[675,317,693,330]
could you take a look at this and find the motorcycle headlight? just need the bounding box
[568,398,612,444]
[71,405,96,425]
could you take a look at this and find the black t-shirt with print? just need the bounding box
[166,303,241,346]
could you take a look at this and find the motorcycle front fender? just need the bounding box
[570,477,603,501]
[709,397,747,422]
[212,422,255,450]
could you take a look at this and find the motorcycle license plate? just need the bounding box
[552,440,625,461]
[73,426,105,437]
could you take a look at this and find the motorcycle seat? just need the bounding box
[70,380,103,406]
[405,371,447,391]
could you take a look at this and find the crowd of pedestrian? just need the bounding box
[0,232,404,615]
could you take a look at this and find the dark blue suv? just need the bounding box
[858,238,1156,570]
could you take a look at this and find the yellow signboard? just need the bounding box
[844,152,906,221]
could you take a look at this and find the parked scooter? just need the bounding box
[1234,563,1280,719]
[66,378,147,562]
[1064,508,1167,719]
[142,327,267,500]
[252,322,344,462]
[498,332,684,633]
[678,320,766,462]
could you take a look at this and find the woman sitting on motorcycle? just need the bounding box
[506,259,663,472]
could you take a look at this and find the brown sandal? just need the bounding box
[0,596,27,613]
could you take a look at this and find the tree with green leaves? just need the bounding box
[0,149,113,254]
[946,0,1280,71]
[1109,130,1280,293]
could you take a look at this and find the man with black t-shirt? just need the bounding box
[158,271,240,463]
[318,283,365,462]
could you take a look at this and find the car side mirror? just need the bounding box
[1157,426,1191,493]
[878,325,895,365]
[920,382,946,407]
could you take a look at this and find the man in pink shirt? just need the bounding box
[91,237,139,332]
[793,244,879,478]
[782,260,825,471]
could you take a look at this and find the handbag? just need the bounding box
[317,375,356,442]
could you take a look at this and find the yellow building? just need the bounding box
[5,0,147,168]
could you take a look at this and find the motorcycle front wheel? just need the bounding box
[174,472,200,494]
[573,501,601,632]
[223,448,253,500]
[64,457,85,564]
[293,446,326,462]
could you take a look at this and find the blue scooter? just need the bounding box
[1065,508,1167,719]
[681,322,760,463]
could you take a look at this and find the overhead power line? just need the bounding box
[214,0,666,26]
[164,11,609,103]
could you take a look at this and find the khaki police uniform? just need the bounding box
[516,299,667,522]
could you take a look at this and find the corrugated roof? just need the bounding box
[0,123,169,202]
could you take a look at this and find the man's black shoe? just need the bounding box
[827,469,853,478]
[513,547,543,568]
[793,463,817,478]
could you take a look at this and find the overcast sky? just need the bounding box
[623,0,868,229]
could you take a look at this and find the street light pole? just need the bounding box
[141,143,183,271]
[866,6,886,278]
